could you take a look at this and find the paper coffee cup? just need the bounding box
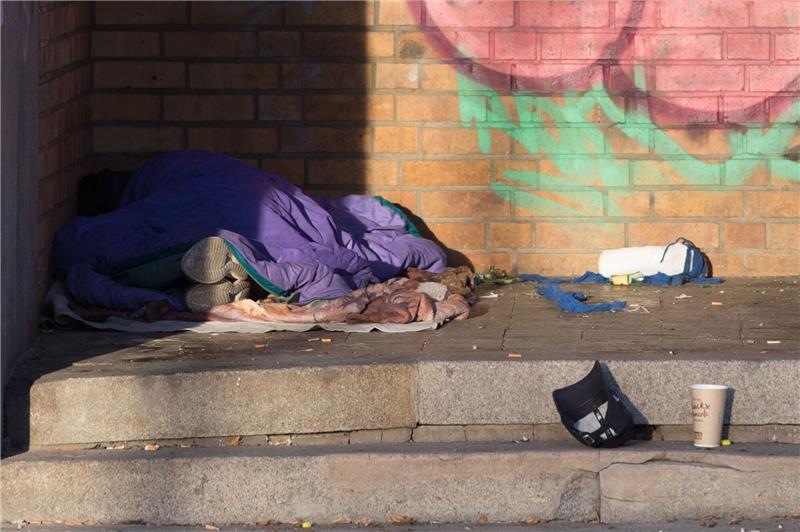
[690,384,728,448]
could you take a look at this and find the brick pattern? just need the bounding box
[86,1,799,277]
[38,2,92,296]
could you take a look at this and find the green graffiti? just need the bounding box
[456,73,800,217]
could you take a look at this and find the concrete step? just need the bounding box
[12,339,799,446]
[2,520,798,531]
[2,441,798,525]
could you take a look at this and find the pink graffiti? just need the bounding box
[413,0,799,123]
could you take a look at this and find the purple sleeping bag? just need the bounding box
[53,150,446,310]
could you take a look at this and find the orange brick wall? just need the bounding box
[38,2,92,294]
[87,1,799,277]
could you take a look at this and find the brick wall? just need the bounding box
[38,2,92,294]
[88,1,799,276]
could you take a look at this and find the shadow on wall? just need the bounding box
[87,0,471,270]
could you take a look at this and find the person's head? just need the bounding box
[77,170,132,217]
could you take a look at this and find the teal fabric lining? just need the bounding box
[111,251,184,290]
[222,239,292,300]
[109,242,194,290]
[108,242,195,277]
[374,195,422,238]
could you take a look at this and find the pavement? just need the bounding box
[2,518,799,531]
[27,276,800,368]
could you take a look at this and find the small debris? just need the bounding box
[352,517,375,526]
[508,352,523,359]
[472,345,477,350]
[721,439,732,446]
[301,521,312,529]
[269,435,292,446]
[227,435,243,447]
[254,344,266,348]
[106,443,125,450]
[480,291,499,299]
[477,515,489,524]
[711,301,723,306]
[728,514,743,525]
[767,340,782,344]
[675,293,692,299]
[143,443,159,452]
[307,337,320,342]
[699,519,716,527]
[210,333,219,336]
[523,518,542,525]
[204,524,219,530]
[388,512,413,525]
[668,350,675,355]
[320,337,333,344]
[302,348,314,352]
[330,516,351,525]
[745,339,757,344]
[256,519,280,526]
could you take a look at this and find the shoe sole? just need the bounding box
[185,279,251,312]
[181,236,248,284]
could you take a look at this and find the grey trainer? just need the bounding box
[181,236,248,284]
[184,279,251,312]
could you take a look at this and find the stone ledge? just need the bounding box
[28,363,416,446]
[416,359,800,427]
[22,358,800,446]
[2,442,796,525]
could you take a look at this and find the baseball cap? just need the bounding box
[552,361,635,448]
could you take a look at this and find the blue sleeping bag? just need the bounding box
[54,150,446,310]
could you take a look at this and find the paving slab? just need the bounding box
[414,359,800,426]
[1,442,599,525]
[28,363,415,445]
[1,442,796,525]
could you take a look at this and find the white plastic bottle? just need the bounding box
[598,242,689,278]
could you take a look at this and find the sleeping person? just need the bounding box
[56,150,446,313]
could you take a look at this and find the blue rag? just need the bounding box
[519,272,624,313]
[519,270,724,313]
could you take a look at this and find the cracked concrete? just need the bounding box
[1,442,797,525]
